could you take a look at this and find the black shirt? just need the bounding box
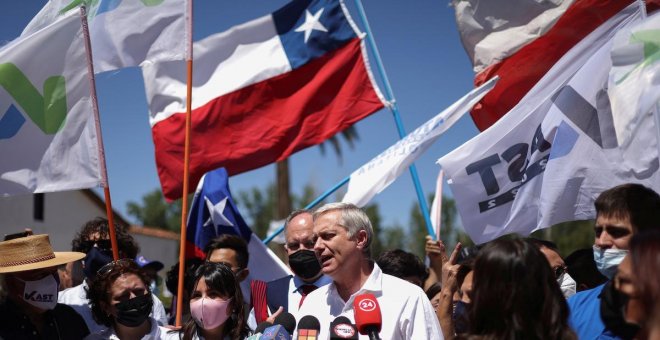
[0,299,89,340]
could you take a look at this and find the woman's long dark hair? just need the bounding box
[180,262,250,340]
[467,238,576,340]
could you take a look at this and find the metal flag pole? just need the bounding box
[352,0,436,238]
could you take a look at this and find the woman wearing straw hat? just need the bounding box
[0,233,90,339]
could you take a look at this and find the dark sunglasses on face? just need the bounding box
[83,239,113,251]
[554,265,567,279]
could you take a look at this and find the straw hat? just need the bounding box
[0,234,85,274]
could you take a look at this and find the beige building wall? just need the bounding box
[0,190,178,274]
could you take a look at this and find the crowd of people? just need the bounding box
[0,182,658,339]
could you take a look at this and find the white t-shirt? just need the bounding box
[84,317,178,340]
[59,280,169,333]
[298,264,444,340]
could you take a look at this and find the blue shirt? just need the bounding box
[567,283,621,340]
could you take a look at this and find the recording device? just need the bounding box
[274,312,297,336]
[260,324,291,340]
[353,293,382,340]
[245,321,272,339]
[329,316,358,339]
[255,321,273,334]
[296,315,321,340]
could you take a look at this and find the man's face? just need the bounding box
[594,214,633,250]
[313,211,365,278]
[540,246,566,278]
[459,270,473,304]
[6,266,58,312]
[285,213,315,256]
[208,248,248,282]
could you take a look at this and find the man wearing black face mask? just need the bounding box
[250,209,331,326]
[58,217,168,333]
[0,232,89,339]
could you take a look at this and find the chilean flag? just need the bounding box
[456,0,660,131]
[143,0,386,201]
[186,167,291,300]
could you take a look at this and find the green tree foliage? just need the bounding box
[531,219,595,257]
[408,194,470,258]
[126,189,189,232]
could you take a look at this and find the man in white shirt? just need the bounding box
[250,209,332,326]
[299,203,443,340]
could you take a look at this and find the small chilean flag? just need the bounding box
[143,0,386,200]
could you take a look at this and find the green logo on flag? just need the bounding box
[0,63,68,137]
[615,29,660,84]
[60,0,165,16]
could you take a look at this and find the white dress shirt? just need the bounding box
[59,280,169,333]
[298,264,444,340]
[84,317,177,340]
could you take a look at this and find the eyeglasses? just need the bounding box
[553,265,567,279]
[96,259,137,277]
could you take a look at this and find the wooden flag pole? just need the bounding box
[175,0,194,328]
[80,6,119,260]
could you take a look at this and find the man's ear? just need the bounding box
[355,229,369,250]
[237,268,250,283]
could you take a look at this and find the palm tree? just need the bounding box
[275,126,359,219]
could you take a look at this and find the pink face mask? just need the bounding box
[190,297,232,330]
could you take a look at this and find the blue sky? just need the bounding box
[0,1,479,236]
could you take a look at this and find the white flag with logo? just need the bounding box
[0,12,102,195]
[437,4,659,244]
[342,77,497,207]
[608,10,660,150]
[22,0,186,73]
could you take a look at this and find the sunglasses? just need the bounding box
[96,258,137,277]
[554,265,567,279]
[82,239,113,251]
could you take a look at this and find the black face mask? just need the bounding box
[452,301,470,334]
[83,247,113,279]
[288,250,322,280]
[115,293,153,327]
[600,281,640,340]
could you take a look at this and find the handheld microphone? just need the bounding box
[296,315,321,340]
[245,321,272,339]
[329,316,358,339]
[353,293,382,340]
[260,324,291,340]
[274,312,297,336]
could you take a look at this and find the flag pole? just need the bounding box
[175,0,194,328]
[80,6,120,261]
[352,0,436,239]
[263,176,350,244]
[432,169,444,240]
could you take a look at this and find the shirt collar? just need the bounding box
[328,263,384,311]
[292,274,332,293]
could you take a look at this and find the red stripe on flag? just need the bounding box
[470,0,634,131]
[153,38,384,200]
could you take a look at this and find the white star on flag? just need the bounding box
[294,8,327,43]
[203,197,234,231]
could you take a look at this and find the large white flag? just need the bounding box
[437,4,659,244]
[22,0,186,73]
[0,12,102,195]
[608,10,660,150]
[342,77,497,207]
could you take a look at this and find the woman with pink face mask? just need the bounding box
[179,262,250,340]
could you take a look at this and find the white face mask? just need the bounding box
[557,272,577,298]
[19,274,59,311]
[593,245,628,279]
